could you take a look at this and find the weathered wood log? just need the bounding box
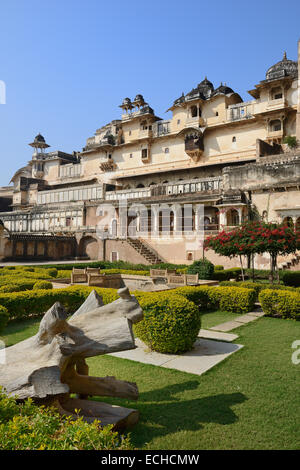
[0,287,144,429]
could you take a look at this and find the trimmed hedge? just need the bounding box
[134,292,201,354]
[33,281,53,290]
[0,306,9,333]
[282,271,300,287]
[0,286,119,321]
[259,289,300,319]
[219,281,299,301]
[174,285,256,313]
[212,268,241,281]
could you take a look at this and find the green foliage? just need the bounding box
[0,389,132,450]
[283,135,297,149]
[174,285,255,313]
[33,281,53,290]
[219,281,298,301]
[208,286,256,314]
[282,271,300,287]
[214,265,224,270]
[187,258,214,279]
[134,292,201,354]
[259,289,300,319]
[0,306,9,333]
[212,267,241,281]
[0,286,119,321]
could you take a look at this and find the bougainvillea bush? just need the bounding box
[205,221,300,283]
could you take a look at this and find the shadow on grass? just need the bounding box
[129,391,247,447]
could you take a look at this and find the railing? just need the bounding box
[152,120,171,137]
[185,116,206,128]
[227,102,254,122]
[105,187,151,201]
[59,163,82,178]
[105,177,222,201]
[139,129,153,139]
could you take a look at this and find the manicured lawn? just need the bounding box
[200,310,238,329]
[1,313,300,449]
[0,317,40,347]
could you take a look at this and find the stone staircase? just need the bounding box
[127,238,165,264]
[278,251,300,270]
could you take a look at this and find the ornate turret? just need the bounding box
[29,133,49,178]
[119,97,134,114]
[266,52,298,81]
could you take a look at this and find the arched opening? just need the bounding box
[283,216,294,229]
[158,207,175,234]
[136,183,145,188]
[190,105,198,118]
[227,209,239,227]
[78,236,99,259]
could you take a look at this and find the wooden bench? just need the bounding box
[167,274,186,287]
[71,268,88,284]
[86,267,100,274]
[88,273,106,287]
[186,273,199,285]
[150,268,177,279]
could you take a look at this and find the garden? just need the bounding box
[0,250,299,450]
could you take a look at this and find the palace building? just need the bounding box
[1,42,300,269]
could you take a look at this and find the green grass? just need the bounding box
[0,317,40,347]
[1,314,300,449]
[200,310,238,329]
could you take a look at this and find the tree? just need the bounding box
[205,221,298,283]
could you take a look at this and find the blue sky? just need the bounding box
[0,0,300,186]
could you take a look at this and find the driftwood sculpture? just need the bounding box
[0,287,144,430]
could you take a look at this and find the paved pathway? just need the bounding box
[210,307,265,333]
[109,338,243,376]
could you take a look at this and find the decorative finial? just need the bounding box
[220,82,223,86]
[283,51,287,60]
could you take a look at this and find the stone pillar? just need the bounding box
[219,209,226,227]
[237,207,243,225]
[296,39,300,142]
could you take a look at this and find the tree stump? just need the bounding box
[0,287,144,430]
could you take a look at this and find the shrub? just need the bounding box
[187,258,214,279]
[210,286,256,313]
[212,267,241,281]
[0,306,9,333]
[134,292,201,354]
[214,265,224,271]
[33,281,53,290]
[219,281,298,300]
[282,271,300,287]
[0,286,119,321]
[175,285,255,313]
[0,389,132,450]
[259,289,300,319]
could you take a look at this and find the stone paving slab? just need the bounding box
[210,320,244,332]
[248,310,265,317]
[234,314,259,324]
[109,338,243,376]
[198,328,239,342]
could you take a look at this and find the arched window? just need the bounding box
[232,136,236,142]
[283,216,294,228]
[190,106,198,118]
[136,183,145,188]
[270,119,282,132]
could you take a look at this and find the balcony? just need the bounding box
[185,116,206,128]
[139,129,153,139]
[152,121,171,137]
[227,102,254,122]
